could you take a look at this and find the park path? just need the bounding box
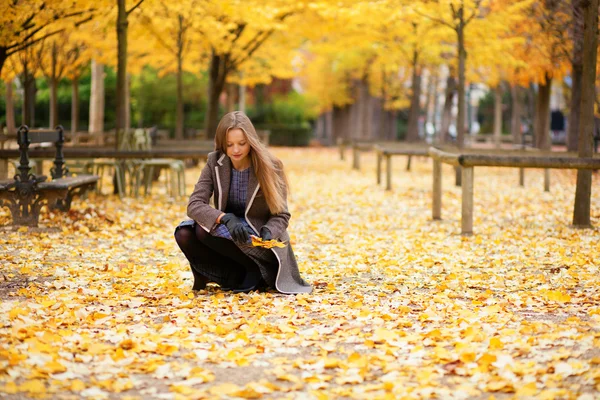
[0,148,599,399]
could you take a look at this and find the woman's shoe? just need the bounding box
[191,270,209,291]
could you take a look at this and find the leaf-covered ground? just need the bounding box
[1,148,599,399]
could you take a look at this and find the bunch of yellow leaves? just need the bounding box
[250,235,287,249]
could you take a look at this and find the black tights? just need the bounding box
[174,224,262,291]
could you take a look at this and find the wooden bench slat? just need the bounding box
[37,175,99,190]
[28,130,61,144]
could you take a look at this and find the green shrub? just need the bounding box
[255,123,313,146]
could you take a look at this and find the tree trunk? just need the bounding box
[226,83,237,112]
[457,14,467,149]
[175,14,184,140]
[239,82,246,112]
[125,73,131,135]
[357,79,370,140]
[49,42,58,129]
[493,84,503,147]
[89,59,105,134]
[569,0,585,152]
[439,74,456,144]
[568,64,583,151]
[406,50,422,142]
[116,0,128,149]
[511,84,522,145]
[431,70,440,134]
[0,48,6,78]
[573,0,598,227]
[425,69,438,128]
[71,77,79,134]
[22,67,36,127]
[205,51,227,139]
[49,77,58,128]
[534,74,552,150]
[5,80,15,135]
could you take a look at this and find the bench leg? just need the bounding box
[132,165,143,198]
[0,159,7,180]
[144,166,155,196]
[519,168,525,187]
[406,155,412,171]
[115,164,125,198]
[352,148,360,170]
[386,155,392,191]
[544,169,550,192]
[433,160,442,220]
[178,167,186,196]
[170,168,177,197]
[54,182,98,212]
[1,188,67,226]
[376,152,382,185]
[339,144,345,161]
[462,166,474,235]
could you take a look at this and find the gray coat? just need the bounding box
[187,151,312,294]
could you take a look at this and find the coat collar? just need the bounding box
[215,152,260,213]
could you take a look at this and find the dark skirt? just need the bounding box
[175,219,278,289]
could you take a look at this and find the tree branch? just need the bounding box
[6,28,64,56]
[464,0,483,25]
[140,16,176,55]
[18,4,46,32]
[127,0,145,15]
[414,9,455,30]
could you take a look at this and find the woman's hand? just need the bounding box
[259,226,272,241]
[220,213,251,243]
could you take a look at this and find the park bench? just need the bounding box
[0,125,99,226]
[344,139,402,170]
[374,143,431,190]
[428,146,600,235]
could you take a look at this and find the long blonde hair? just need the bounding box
[214,111,289,214]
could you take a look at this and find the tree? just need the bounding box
[516,0,571,151]
[415,0,485,148]
[35,33,87,128]
[572,0,598,227]
[137,1,203,140]
[115,0,146,148]
[198,1,299,138]
[0,1,94,77]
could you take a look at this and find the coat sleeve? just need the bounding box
[263,168,291,240]
[187,154,223,230]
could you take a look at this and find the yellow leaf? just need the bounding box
[170,384,195,395]
[250,236,287,248]
[119,339,135,350]
[2,382,17,394]
[372,327,400,343]
[19,380,46,394]
[235,387,263,399]
[70,380,86,391]
[43,360,67,374]
[348,352,368,368]
[516,382,538,396]
[209,383,240,396]
[489,337,504,349]
[541,289,571,302]
[460,351,476,363]
[155,343,178,356]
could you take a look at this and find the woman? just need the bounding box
[174,111,312,294]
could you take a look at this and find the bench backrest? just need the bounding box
[16,125,68,181]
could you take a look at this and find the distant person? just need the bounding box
[174,111,312,294]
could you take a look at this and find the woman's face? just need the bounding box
[226,128,251,163]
